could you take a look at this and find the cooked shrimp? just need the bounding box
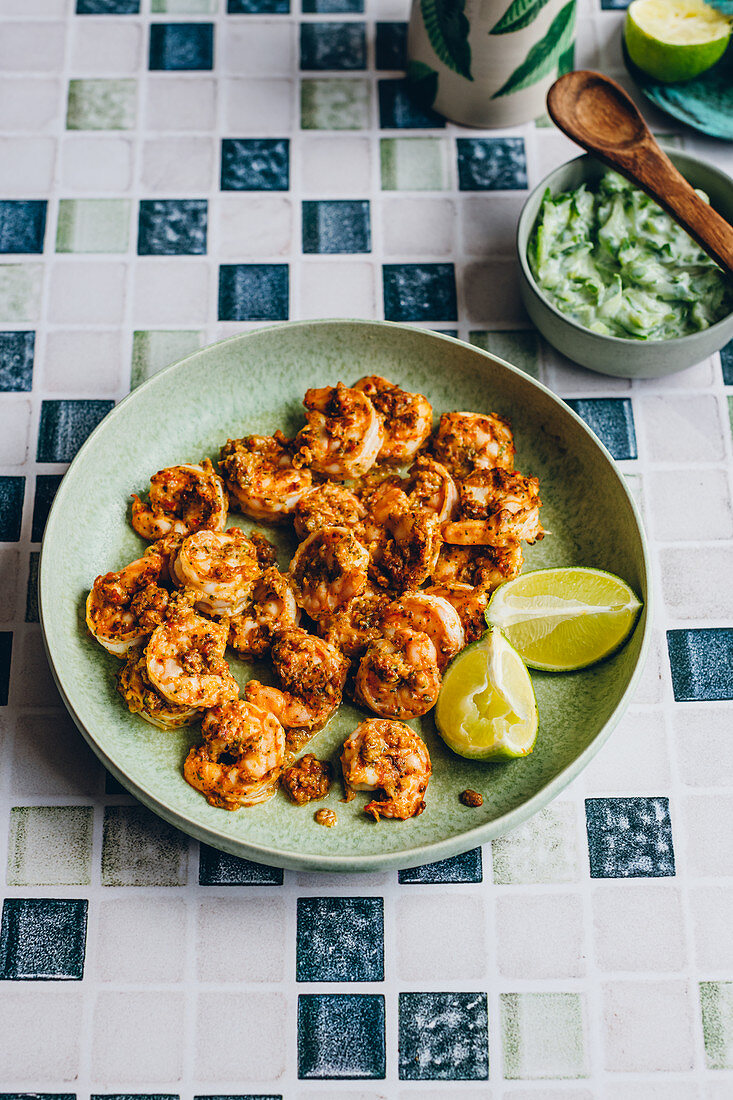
[355,628,441,719]
[293,482,366,542]
[184,699,285,810]
[432,411,515,477]
[289,526,369,620]
[249,530,279,570]
[117,648,200,730]
[443,468,544,545]
[367,491,441,593]
[86,551,168,657]
[405,455,459,523]
[244,681,334,757]
[381,592,465,672]
[219,433,312,522]
[131,459,227,541]
[319,588,391,660]
[293,382,384,478]
[425,582,490,644]
[432,541,524,591]
[171,527,260,617]
[353,376,432,464]
[271,626,349,708]
[229,567,300,660]
[341,718,431,820]
[145,605,239,708]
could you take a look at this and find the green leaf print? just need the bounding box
[557,41,575,75]
[407,59,440,109]
[420,0,473,81]
[492,0,576,98]
[489,0,553,35]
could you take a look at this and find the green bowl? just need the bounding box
[40,320,651,872]
[517,151,733,379]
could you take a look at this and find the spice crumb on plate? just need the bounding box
[314,808,337,827]
[460,788,483,807]
[282,753,332,805]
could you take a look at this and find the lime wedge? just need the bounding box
[435,626,538,761]
[625,0,731,83]
[486,567,642,672]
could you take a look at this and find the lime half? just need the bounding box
[486,567,642,672]
[625,0,731,83]
[436,626,538,761]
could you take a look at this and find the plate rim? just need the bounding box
[39,318,653,872]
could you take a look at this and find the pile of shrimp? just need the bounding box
[87,375,543,821]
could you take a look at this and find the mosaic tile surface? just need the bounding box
[0,0,731,1093]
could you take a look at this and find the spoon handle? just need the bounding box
[547,72,733,276]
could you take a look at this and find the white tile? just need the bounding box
[0,77,62,133]
[301,135,372,196]
[94,897,188,983]
[462,261,526,325]
[61,135,133,191]
[461,194,527,257]
[224,79,294,134]
[533,130,582,184]
[133,260,210,324]
[636,355,714,389]
[71,19,143,73]
[505,1091,592,1100]
[492,801,581,884]
[543,343,631,391]
[641,394,725,463]
[0,990,82,1080]
[298,260,375,320]
[195,897,286,982]
[592,882,685,972]
[495,893,584,979]
[2,0,69,12]
[10,712,100,796]
[0,22,66,73]
[631,629,663,704]
[648,467,733,541]
[140,136,216,193]
[690,884,733,971]
[372,0,409,16]
[48,261,126,324]
[215,195,293,259]
[673,704,733,787]
[381,197,456,257]
[43,329,123,394]
[0,397,31,465]
[602,1085,701,1100]
[661,545,733,619]
[221,21,295,76]
[683,794,733,877]
[10,628,63,708]
[195,991,287,1081]
[295,870,389,887]
[582,709,670,793]
[146,77,217,131]
[397,894,487,981]
[602,981,695,1071]
[0,137,56,195]
[91,990,185,1084]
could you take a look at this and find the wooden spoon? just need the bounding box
[547,70,733,277]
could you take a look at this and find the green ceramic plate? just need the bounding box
[40,320,651,872]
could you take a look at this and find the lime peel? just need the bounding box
[625,0,731,83]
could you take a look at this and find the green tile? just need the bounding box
[535,113,553,128]
[469,330,540,380]
[501,992,589,1079]
[492,802,580,884]
[654,133,682,148]
[380,137,449,191]
[7,806,93,886]
[301,79,370,131]
[102,804,188,886]
[700,981,733,1069]
[152,0,217,8]
[56,199,131,254]
[67,79,137,131]
[0,264,43,323]
[131,329,205,389]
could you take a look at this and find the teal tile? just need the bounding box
[700,981,733,1069]
[501,992,589,1079]
[469,330,540,379]
[7,806,93,886]
[67,79,137,131]
[102,805,188,886]
[131,329,204,388]
[492,802,580,884]
[56,199,131,254]
[380,137,448,191]
[301,78,370,130]
[0,265,43,323]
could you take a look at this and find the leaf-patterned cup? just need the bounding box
[407,0,576,127]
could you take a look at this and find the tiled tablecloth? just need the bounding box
[1,0,733,1094]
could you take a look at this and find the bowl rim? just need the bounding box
[516,149,733,349]
[39,318,653,871]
